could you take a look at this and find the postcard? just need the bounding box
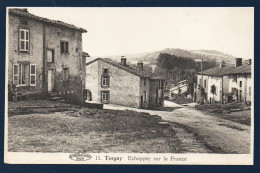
[5,7,254,165]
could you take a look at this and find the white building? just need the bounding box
[194,58,252,104]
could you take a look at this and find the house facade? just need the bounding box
[194,58,252,104]
[8,8,87,104]
[85,58,165,108]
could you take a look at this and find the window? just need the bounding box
[240,81,242,88]
[63,68,69,81]
[101,91,109,101]
[249,86,251,96]
[234,76,237,83]
[13,63,35,86]
[102,76,109,87]
[204,80,207,88]
[47,50,54,63]
[30,64,36,86]
[101,68,109,87]
[19,29,29,51]
[60,41,69,53]
[144,78,146,86]
[19,63,29,85]
[103,69,108,75]
[199,78,203,86]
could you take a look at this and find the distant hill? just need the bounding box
[107,48,238,65]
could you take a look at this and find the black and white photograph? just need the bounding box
[4,7,254,165]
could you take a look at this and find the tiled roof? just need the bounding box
[86,58,165,79]
[229,64,251,74]
[199,64,251,77]
[9,8,87,32]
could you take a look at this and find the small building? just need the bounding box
[169,80,188,96]
[8,8,87,104]
[194,58,252,104]
[85,58,165,108]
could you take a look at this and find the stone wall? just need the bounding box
[8,14,44,93]
[8,14,85,104]
[85,61,99,101]
[45,24,84,104]
[85,60,141,108]
[140,78,150,108]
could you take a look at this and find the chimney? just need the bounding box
[121,57,126,66]
[219,60,226,68]
[137,61,144,70]
[235,58,242,67]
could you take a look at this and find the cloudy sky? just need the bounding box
[26,7,254,59]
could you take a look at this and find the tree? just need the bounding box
[156,53,196,89]
[155,53,217,96]
[211,85,216,102]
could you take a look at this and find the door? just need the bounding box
[155,87,159,105]
[48,69,54,92]
[140,96,143,108]
[239,90,242,102]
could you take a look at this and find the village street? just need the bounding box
[104,100,251,154]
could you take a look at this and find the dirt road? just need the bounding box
[104,101,251,154]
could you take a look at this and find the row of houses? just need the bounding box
[7,8,165,109]
[7,8,253,108]
[194,58,252,104]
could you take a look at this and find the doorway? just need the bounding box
[48,69,54,92]
[140,96,143,108]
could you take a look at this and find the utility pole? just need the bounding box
[200,58,203,104]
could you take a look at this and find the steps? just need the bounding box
[47,92,67,103]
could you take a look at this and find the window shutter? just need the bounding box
[13,64,19,85]
[61,42,64,53]
[30,64,36,86]
[65,42,68,53]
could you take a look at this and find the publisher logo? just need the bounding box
[69,153,92,161]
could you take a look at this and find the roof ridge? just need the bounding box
[200,64,251,76]
[9,8,87,32]
[86,58,164,79]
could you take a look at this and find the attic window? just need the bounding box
[103,69,108,75]
[21,20,28,25]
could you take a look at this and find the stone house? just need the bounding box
[8,8,87,104]
[194,58,252,104]
[85,58,165,108]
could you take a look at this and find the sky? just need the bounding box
[26,7,254,59]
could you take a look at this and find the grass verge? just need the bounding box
[8,105,183,153]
